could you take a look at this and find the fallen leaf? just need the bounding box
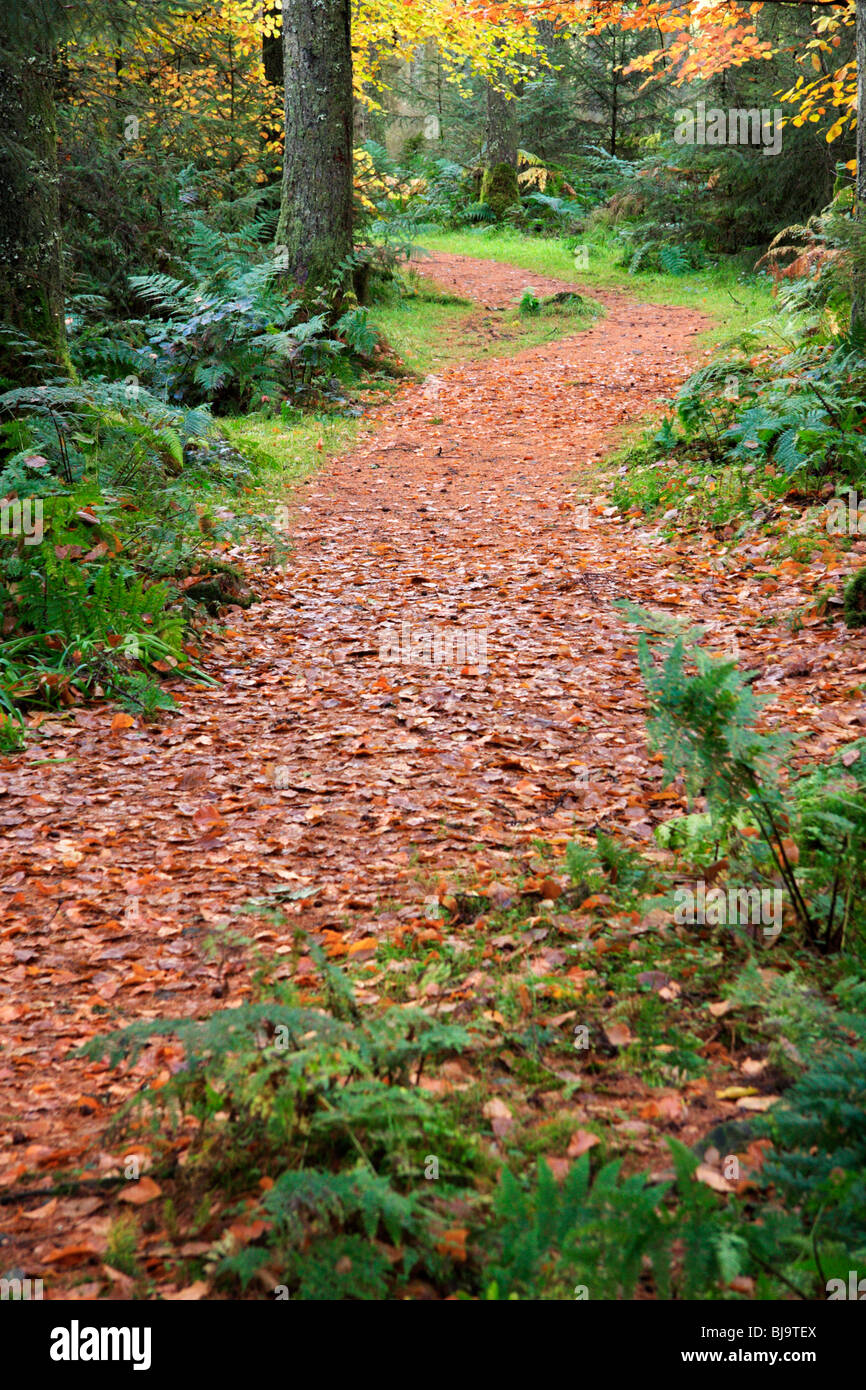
[737,1095,780,1112]
[567,1129,600,1158]
[163,1280,210,1300]
[102,1264,135,1295]
[728,1276,755,1295]
[117,1176,162,1205]
[434,1228,467,1262]
[604,1022,634,1047]
[44,1243,103,1266]
[21,1197,59,1221]
[741,1057,769,1077]
[695,1164,735,1193]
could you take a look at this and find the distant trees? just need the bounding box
[0,10,67,379]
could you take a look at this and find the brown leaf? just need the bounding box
[538,877,562,901]
[545,1157,572,1182]
[566,1129,600,1158]
[21,1197,59,1221]
[44,1243,103,1266]
[102,1264,136,1295]
[695,1164,735,1193]
[117,1176,162,1205]
[737,1095,780,1112]
[163,1280,210,1300]
[728,1276,755,1295]
[640,1093,687,1122]
[604,1022,633,1048]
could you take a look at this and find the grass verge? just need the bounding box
[417,229,775,350]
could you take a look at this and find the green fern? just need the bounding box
[659,244,689,275]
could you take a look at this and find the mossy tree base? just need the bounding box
[480,162,521,221]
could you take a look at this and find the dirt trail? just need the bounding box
[2,253,865,1283]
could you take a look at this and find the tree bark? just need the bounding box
[486,77,518,168]
[0,22,67,380]
[853,0,866,333]
[275,0,354,294]
[609,34,619,155]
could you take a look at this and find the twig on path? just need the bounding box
[0,1175,129,1205]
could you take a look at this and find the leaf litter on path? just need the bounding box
[1,252,864,1293]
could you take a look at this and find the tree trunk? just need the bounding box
[853,0,866,333]
[486,78,518,168]
[609,35,619,156]
[275,0,354,294]
[0,24,67,380]
[481,69,520,219]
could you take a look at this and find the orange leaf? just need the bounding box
[347,936,378,954]
[435,1227,468,1262]
[44,1243,103,1266]
[567,1129,600,1158]
[117,1176,162,1205]
[21,1197,59,1221]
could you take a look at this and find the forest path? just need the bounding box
[2,252,864,1287]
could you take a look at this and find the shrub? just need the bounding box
[78,938,486,1299]
[484,1141,802,1300]
[620,605,866,955]
[0,373,277,720]
[763,1037,866,1259]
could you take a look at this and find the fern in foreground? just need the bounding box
[619,603,866,955]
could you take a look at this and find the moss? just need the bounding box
[843,566,866,629]
[480,162,521,220]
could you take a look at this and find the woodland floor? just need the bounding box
[2,252,866,1297]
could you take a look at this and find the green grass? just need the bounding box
[370,296,470,375]
[222,411,367,485]
[370,274,598,375]
[417,228,775,349]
